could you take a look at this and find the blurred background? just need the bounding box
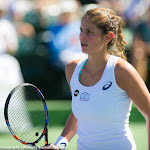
[0,0,149,149]
[0,0,149,99]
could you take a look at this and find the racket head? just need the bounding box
[4,83,49,148]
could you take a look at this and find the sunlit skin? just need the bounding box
[79,17,114,86]
[80,17,113,55]
[43,12,150,150]
[64,18,150,149]
[80,17,106,55]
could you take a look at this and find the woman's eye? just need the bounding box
[80,28,92,34]
[85,30,90,33]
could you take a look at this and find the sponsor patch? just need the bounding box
[80,92,90,101]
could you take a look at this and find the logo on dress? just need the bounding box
[80,92,90,101]
[102,81,112,90]
[74,90,79,96]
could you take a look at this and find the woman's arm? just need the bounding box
[45,112,77,150]
[61,112,78,142]
[61,59,81,141]
[49,59,81,149]
[41,59,80,149]
[115,58,150,150]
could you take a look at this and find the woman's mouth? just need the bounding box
[81,42,88,47]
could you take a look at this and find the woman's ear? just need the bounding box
[105,32,113,44]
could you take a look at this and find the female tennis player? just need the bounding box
[43,8,150,150]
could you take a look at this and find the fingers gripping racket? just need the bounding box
[4,83,49,150]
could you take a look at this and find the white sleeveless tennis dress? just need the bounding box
[70,55,136,150]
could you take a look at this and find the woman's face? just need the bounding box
[80,17,106,55]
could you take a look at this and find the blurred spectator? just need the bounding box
[0,1,18,55]
[0,0,24,132]
[46,0,86,70]
[12,0,48,55]
[80,3,99,14]
[0,53,24,133]
[132,3,150,86]
[79,0,97,5]
[22,0,48,56]
[0,0,18,20]
[123,0,149,25]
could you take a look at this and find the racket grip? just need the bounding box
[44,125,49,145]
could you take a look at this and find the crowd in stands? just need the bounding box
[0,0,150,98]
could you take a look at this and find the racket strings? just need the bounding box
[8,86,45,143]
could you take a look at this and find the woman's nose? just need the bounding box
[80,32,86,40]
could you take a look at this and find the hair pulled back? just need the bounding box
[82,8,127,60]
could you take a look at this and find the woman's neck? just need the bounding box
[86,52,110,73]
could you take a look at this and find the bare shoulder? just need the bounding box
[115,58,137,78]
[115,58,150,120]
[115,58,143,90]
[115,57,150,103]
[65,58,82,85]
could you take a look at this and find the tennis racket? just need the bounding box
[4,83,49,150]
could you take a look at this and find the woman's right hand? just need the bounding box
[40,144,60,150]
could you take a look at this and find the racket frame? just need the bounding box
[4,83,49,149]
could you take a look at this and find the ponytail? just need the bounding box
[108,15,127,61]
[115,16,127,61]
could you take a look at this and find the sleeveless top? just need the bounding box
[70,55,136,150]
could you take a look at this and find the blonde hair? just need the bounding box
[82,8,127,60]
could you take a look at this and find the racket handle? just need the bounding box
[44,125,49,145]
